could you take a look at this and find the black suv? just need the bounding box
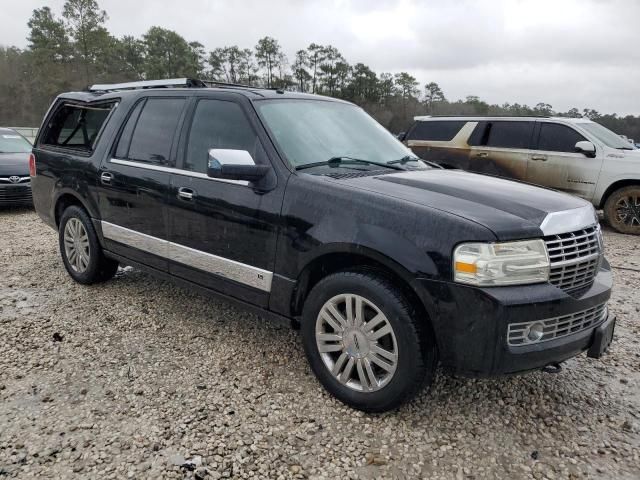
[31,79,615,412]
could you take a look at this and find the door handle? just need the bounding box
[177,187,196,201]
[475,152,489,158]
[100,172,113,184]
[531,155,548,161]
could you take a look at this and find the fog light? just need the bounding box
[526,322,544,342]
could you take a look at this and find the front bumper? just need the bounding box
[0,182,33,206]
[417,261,613,377]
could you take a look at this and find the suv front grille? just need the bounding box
[507,303,607,346]
[544,226,601,293]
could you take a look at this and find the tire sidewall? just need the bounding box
[605,186,640,235]
[58,206,103,284]
[301,272,430,412]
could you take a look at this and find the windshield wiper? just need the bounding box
[388,155,441,169]
[296,156,404,171]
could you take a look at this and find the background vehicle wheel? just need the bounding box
[301,270,437,413]
[604,186,640,235]
[59,206,119,284]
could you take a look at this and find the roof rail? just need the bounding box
[88,78,207,92]
[201,80,254,89]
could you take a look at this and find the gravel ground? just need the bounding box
[0,208,639,480]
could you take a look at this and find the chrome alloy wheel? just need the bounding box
[63,218,90,273]
[315,294,398,392]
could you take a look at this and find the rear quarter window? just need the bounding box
[41,102,116,154]
[407,121,467,141]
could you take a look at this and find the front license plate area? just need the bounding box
[587,315,616,359]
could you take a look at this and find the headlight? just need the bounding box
[453,239,550,286]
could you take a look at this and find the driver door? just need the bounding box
[167,95,284,307]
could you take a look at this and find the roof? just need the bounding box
[413,115,594,124]
[57,78,349,104]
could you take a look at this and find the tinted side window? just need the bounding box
[537,123,586,153]
[484,121,534,149]
[467,121,488,146]
[114,100,145,159]
[126,98,186,165]
[407,121,466,141]
[184,99,259,173]
[42,103,114,153]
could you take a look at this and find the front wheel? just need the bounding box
[301,271,437,412]
[59,206,119,284]
[604,185,640,235]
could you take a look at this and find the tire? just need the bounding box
[58,205,119,284]
[301,270,437,413]
[604,186,640,235]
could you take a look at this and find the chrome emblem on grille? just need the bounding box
[9,176,20,183]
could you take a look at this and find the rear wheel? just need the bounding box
[301,270,437,412]
[59,206,119,284]
[604,186,640,235]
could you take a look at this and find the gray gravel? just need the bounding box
[0,208,639,479]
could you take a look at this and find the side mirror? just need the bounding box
[396,132,406,142]
[575,141,596,158]
[207,149,271,182]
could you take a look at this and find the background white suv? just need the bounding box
[404,116,640,234]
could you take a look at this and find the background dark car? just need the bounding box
[0,128,33,207]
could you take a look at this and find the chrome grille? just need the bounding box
[544,225,601,293]
[508,303,607,346]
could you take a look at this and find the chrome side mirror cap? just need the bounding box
[207,149,271,182]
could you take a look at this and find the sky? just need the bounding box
[3,0,640,115]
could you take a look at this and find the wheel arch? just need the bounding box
[598,179,640,209]
[53,190,95,227]
[291,245,439,344]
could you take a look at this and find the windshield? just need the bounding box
[0,131,32,154]
[579,122,637,150]
[255,99,423,169]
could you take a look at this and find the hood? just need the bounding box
[622,148,640,158]
[335,169,590,240]
[0,153,30,176]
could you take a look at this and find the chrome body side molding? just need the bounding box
[109,158,249,186]
[101,221,272,292]
[101,221,169,259]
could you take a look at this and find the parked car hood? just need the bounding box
[0,152,30,176]
[335,169,589,240]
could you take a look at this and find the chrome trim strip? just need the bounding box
[539,205,597,236]
[101,221,169,258]
[101,221,272,292]
[168,242,272,292]
[109,158,249,186]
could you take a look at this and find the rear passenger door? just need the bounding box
[166,95,283,308]
[526,121,603,199]
[467,121,534,181]
[97,95,188,271]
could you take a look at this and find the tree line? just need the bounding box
[1,0,639,141]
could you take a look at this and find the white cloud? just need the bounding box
[2,0,640,114]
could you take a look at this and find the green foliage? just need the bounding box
[255,36,282,88]
[143,26,200,79]
[62,0,109,83]
[2,1,640,141]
